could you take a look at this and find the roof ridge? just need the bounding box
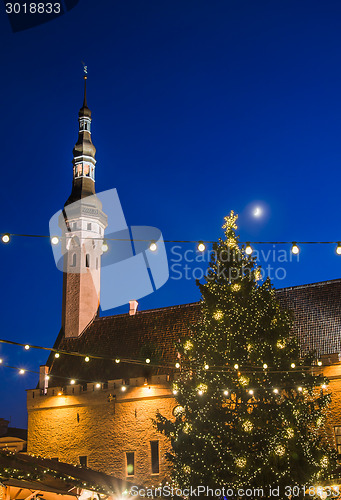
[93,278,341,320]
[95,301,201,321]
[277,277,341,292]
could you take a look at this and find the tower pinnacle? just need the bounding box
[65,72,97,206]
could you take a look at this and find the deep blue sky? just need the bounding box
[0,0,340,427]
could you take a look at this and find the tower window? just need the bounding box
[72,222,77,230]
[150,441,159,474]
[79,456,87,467]
[96,258,98,270]
[70,253,76,267]
[87,223,92,230]
[86,254,90,268]
[126,452,135,476]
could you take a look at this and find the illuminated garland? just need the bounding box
[1,232,341,255]
[0,450,118,496]
[0,337,326,372]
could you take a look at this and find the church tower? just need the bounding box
[59,75,108,338]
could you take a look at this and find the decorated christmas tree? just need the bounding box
[156,212,336,498]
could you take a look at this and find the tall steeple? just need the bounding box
[65,74,97,206]
[59,74,108,338]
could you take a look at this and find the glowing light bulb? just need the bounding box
[322,384,327,389]
[19,369,25,375]
[173,390,178,395]
[24,345,30,350]
[70,379,75,385]
[175,362,180,369]
[291,243,300,255]
[336,243,341,255]
[297,386,303,392]
[248,389,254,395]
[234,364,239,370]
[146,358,151,364]
[95,383,101,389]
[115,358,120,364]
[198,390,203,396]
[84,356,90,362]
[223,390,229,396]
[263,363,268,369]
[273,388,279,394]
[45,375,50,381]
[149,241,157,252]
[54,353,60,358]
[245,243,253,255]
[197,241,206,252]
[121,386,127,392]
[204,364,209,370]
[317,361,322,366]
[51,236,59,245]
[1,234,10,243]
[291,363,296,368]
[102,241,109,252]
[0,359,2,364]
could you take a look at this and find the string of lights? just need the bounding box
[0,337,325,373]
[0,360,334,395]
[1,232,341,255]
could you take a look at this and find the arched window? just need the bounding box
[86,254,90,268]
[71,253,76,267]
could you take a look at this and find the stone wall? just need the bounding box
[27,376,175,487]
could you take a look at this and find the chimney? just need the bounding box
[129,300,138,316]
[39,365,49,394]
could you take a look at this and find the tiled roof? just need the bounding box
[48,302,200,386]
[48,279,341,386]
[277,279,341,356]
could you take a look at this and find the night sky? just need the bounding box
[0,0,340,427]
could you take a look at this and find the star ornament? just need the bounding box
[222,211,238,231]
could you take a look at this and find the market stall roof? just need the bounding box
[0,451,137,498]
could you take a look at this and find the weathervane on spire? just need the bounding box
[81,61,88,107]
[81,61,88,79]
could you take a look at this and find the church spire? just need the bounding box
[59,70,108,338]
[65,70,97,206]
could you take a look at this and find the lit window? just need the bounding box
[334,427,341,457]
[126,452,134,476]
[79,456,87,467]
[150,441,159,474]
[86,254,90,268]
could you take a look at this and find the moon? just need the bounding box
[253,206,262,217]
